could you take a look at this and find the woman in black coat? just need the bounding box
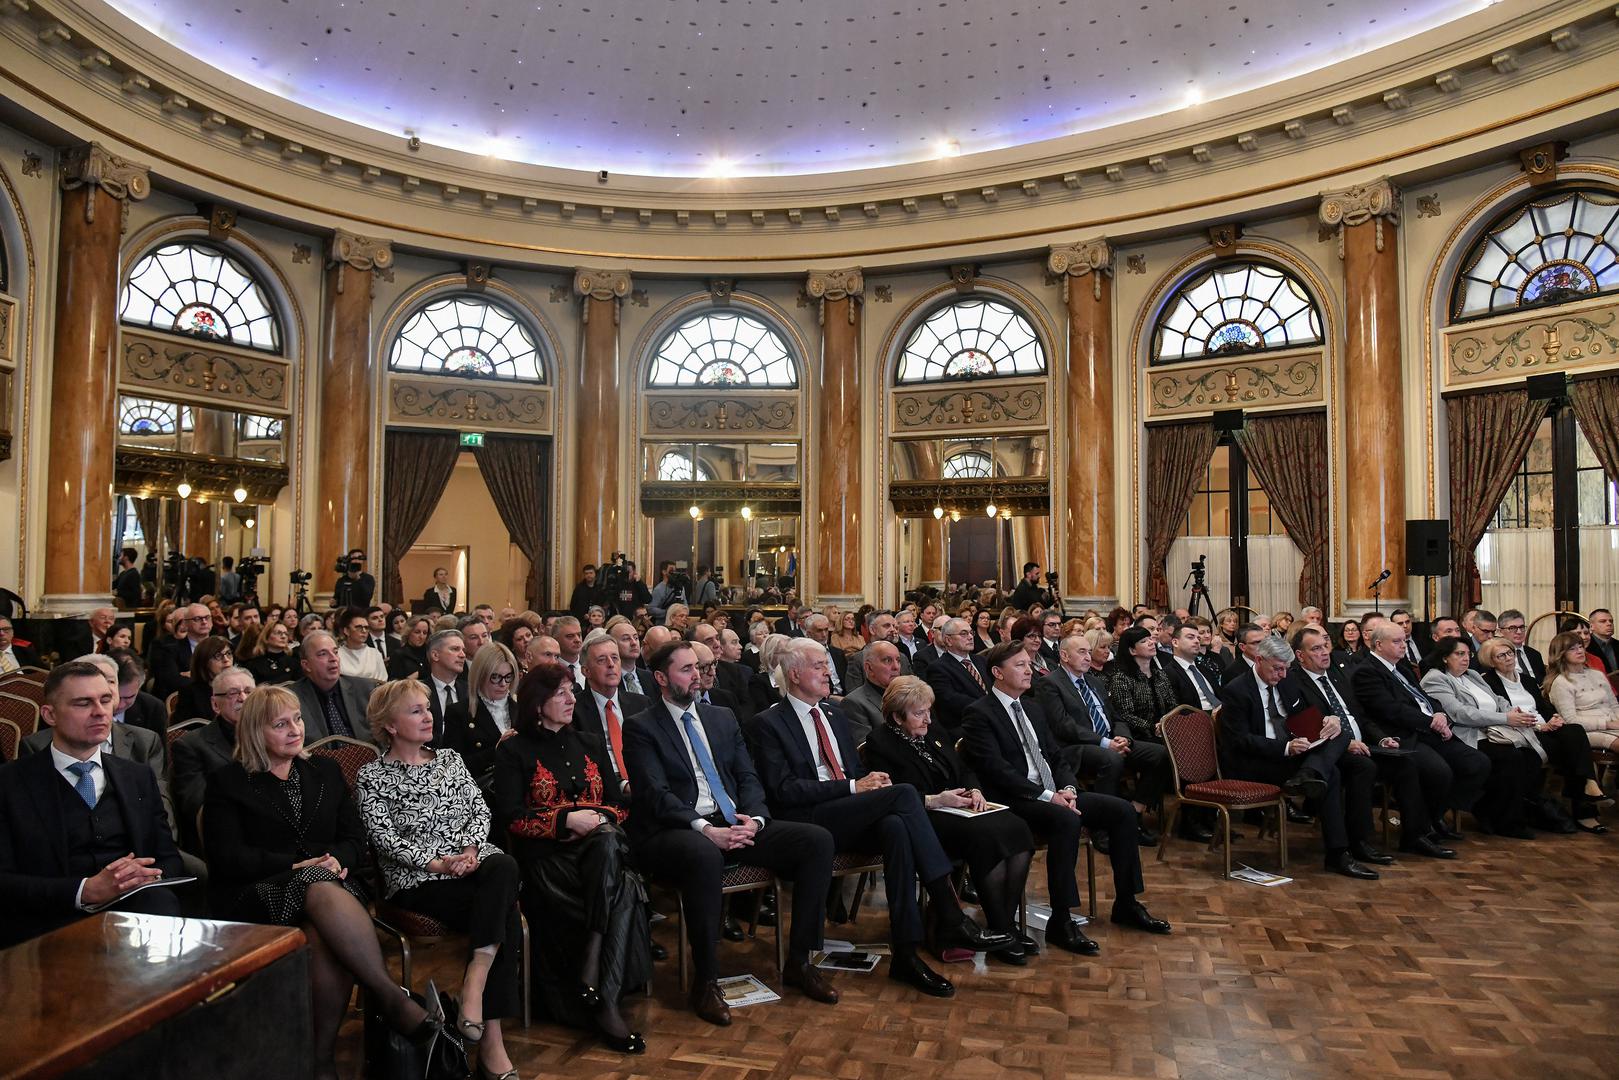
[202,685,436,1080]
[862,675,1036,965]
[1102,627,1179,742]
[173,637,234,722]
[387,615,433,681]
[445,642,520,781]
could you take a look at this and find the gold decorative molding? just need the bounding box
[640,481,801,516]
[119,328,291,413]
[387,375,553,435]
[1518,140,1569,185]
[645,393,798,435]
[893,380,1047,432]
[1318,178,1400,258]
[1146,349,1325,417]
[114,447,290,502]
[1046,240,1112,301]
[888,477,1050,515]
[574,267,631,324]
[1207,222,1243,257]
[805,267,864,324]
[1443,297,1619,388]
[57,141,149,223]
[205,203,236,241]
[0,293,14,369]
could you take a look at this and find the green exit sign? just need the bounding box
[459,432,485,448]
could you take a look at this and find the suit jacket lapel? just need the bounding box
[25,753,72,875]
[654,704,698,786]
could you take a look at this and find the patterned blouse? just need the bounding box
[356,748,503,897]
[497,725,629,843]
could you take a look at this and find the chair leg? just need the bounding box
[1276,802,1288,870]
[1084,842,1096,918]
[773,881,786,979]
[748,887,763,939]
[848,871,871,922]
[1157,800,1179,862]
[676,894,689,994]
[1018,890,1028,938]
[518,911,532,1029]
[1218,808,1232,880]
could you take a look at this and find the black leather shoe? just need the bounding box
[991,943,1027,966]
[1045,917,1102,955]
[690,980,732,1026]
[599,1029,646,1055]
[1284,769,1328,801]
[1137,821,1160,846]
[783,960,839,1004]
[888,951,955,997]
[935,912,1018,954]
[1178,822,1215,843]
[1350,843,1395,865]
[1327,851,1379,880]
[1016,931,1041,954]
[1110,900,1172,935]
[1431,820,1464,842]
[755,895,778,927]
[650,940,668,962]
[721,915,745,942]
[959,877,979,904]
[1401,834,1457,859]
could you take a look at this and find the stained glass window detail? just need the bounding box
[120,397,179,435]
[242,415,284,440]
[657,450,711,482]
[120,242,283,353]
[646,310,798,387]
[1151,262,1322,363]
[942,450,994,479]
[388,295,546,382]
[1451,188,1619,320]
[897,299,1046,384]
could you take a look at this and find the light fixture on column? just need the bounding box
[932,505,944,520]
[688,504,702,519]
[949,509,961,523]
[740,505,753,521]
[233,485,248,503]
[985,502,998,518]
[176,481,192,499]
[244,517,256,529]
[1001,507,1013,520]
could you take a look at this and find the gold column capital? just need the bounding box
[1047,240,1113,300]
[58,142,150,224]
[574,268,632,324]
[329,229,394,271]
[1319,178,1401,258]
[805,267,863,324]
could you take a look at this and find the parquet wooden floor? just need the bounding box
[338,827,1619,1080]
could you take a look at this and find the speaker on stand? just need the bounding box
[1405,519,1451,627]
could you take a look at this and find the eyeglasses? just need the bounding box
[697,662,717,673]
[1499,623,1526,633]
[488,671,515,685]
[212,687,251,700]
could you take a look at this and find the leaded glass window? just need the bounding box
[388,295,546,382]
[896,299,1046,384]
[1451,187,1619,321]
[657,450,711,482]
[120,242,283,353]
[242,415,284,440]
[1152,262,1322,363]
[646,310,798,388]
[119,397,179,436]
[942,450,993,479]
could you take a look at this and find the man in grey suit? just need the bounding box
[844,610,913,694]
[289,630,379,744]
[169,665,254,851]
[840,640,903,745]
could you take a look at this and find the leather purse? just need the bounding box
[363,979,470,1080]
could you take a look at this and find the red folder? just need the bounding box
[1285,705,1326,742]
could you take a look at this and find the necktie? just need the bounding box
[568,663,580,686]
[1076,677,1109,737]
[1009,700,1056,791]
[961,656,985,691]
[810,707,845,781]
[603,699,627,780]
[1316,674,1357,739]
[1407,639,1419,664]
[324,688,353,738]
[1395,669,1431,713]
[700,691,711,704]
[67,761,98,808]
[1187,662,1217,706]
[0,650,15,674]
[623,669,642,695]
[1266,686,1283,739]
[680,710,737,824]
[1518,649,1533,678]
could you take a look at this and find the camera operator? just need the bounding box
[113,548,144,609]
[218,556,241,603]
[332,548,375,608]
[236,556,266,608]
[187,557,217,600]
[647,560,690,623]
[1010,562,1055,612]
[690,563,720,608]
[568,563,602,619]
[601,556,650,618]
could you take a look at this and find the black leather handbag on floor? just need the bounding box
[363,980,471,1080]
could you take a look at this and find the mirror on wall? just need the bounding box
[890,434,1048,482]
[896,513,1051,598]
[642,441,800,484]
[116,394,287,463]
[645,512,801,604]
[110,492,274,607]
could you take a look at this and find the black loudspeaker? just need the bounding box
[1526,372,1568,402]
[1405,519,1451,577]
[1212,408,1245,434]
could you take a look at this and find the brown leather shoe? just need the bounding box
[690,979,732,1026]
[783,960,839,1004]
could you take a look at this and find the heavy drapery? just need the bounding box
[1445,388,1545,616]
[474,435,552,610]
[381,429,461,606]
[1145,420,1216,610]
[1234,411,1331,612]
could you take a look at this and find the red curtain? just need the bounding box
[1444,389,1546,616]
[1235,411,1331,612]
[381,429,461,606]
[1145,420,1215,609]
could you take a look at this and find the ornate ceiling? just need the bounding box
[101,0,1482,178]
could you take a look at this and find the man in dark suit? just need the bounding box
[1589,608,1619,671]
[111,650,170,741]
[713,628,755,720]
[803,614,850,698]
[418,566,458,615]
[1164,623,1222,713]
[0,663,186,947]
[923,617,989,732]
[844,611,912,693]
[574,631,649,795]
[894,609,927,670]
[420,629,470,743]
[1497,610,1545,685]
[839,640,902,745]
[690,641,741,712]
[1350,621,1490,850]
[1217,635,1379,880]
[1222,622,1266,684]
[153,603,215,697]
[1036,611,1064,672]
[963,642,1170,950]
[1390,610,1426,668]
[169,665,252,851]
[774,603,807,638]
[0,614,42,672]
[753,638,1013,996]
[289,630,380,744]
[622,640,839,1026]
[113,547,144,608]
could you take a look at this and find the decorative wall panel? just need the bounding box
[1145,348,1324,418]
[120,328,291,413]
[890,377,1046,433]
[0,294,15,369]
[1443,297,1619,389]
[644,393,798,436]
[888,477,1050,515]
[387,375,553,435]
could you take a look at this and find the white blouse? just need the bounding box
[1456,675,1499,713]
[1499,676,1538,716]
[481,694,511,734]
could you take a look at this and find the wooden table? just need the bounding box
[0,913,309,1080]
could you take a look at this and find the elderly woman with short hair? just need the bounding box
[357,679,522,1079]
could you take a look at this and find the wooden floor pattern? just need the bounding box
[340,827,1619,1079]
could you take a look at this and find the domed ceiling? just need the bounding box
[102,0,1483,178]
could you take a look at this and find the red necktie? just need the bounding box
[962,656,985,690]
[604,699,627,780]
[810,707,845,781]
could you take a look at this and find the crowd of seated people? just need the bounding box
[2,568,1616,1078]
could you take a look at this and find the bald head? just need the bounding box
[862,639,903,691]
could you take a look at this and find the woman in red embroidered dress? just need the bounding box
[492,661,648,1054]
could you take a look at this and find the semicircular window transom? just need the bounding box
[942,450,994,479]
[1451,187,1619,321]
[120,241,283,353]
[897,298,1046,384]
[119,396,194,435]
[647,310,799,388]
[388,295,546,382]
[1151,261,1322,364]
[657,450,712,482]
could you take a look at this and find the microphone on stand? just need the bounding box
[1367,568,1391,591]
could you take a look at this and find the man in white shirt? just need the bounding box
[575,631,645,794]
[424,629,468,742]
[1165,624,1221,712]
[553,615,587,690]
[336,608,388,682]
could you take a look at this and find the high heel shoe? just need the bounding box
[474,1060,519,1080]
[576,984,602,1010]
[599,1029,647,1055]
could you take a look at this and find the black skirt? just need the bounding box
[926,806,1035,884]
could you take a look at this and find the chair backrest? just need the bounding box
[165,718,208,758]
[0,676,44,706]
[305,735,381,794]
[0,717,19,763]
[165,692,180,719]
[0,692,39,736]
[1159,705,1221,788]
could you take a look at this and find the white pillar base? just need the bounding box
[36,594,110,618]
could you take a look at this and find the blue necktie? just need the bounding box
[1075,676,1109,737]
[680,710,737,824]
[1396,670,1432,713]
[1187,663,1217,705]
[67,761,98,808]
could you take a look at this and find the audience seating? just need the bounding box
[0,716,19,762]
[671,864,783,992]
[0,676,45,708]
[304,735,381,791]
[0,692,38,737]
[1156,705,1288,879]
[164,692,179,719]
[164,718,207,758]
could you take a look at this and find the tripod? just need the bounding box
[1184,563,1216,619]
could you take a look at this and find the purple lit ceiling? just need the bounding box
[102,0,1483,177]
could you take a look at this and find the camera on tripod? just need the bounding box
[289,569,312,586]
[335,555,363,575]
[597,552,630,594]
[237,555,268,603]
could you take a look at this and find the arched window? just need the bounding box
[119,396,182,435]
[896,298,1046,384]
[646,310,798,388]
[1451,187,1619,321]
[942,450,994,479]
[388,295,546,382]
[657,449,711,482]
[242,415,284,440]
[1151,261,1322,364]
[120,241,283,353]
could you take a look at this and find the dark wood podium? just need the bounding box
[0,913,311,1080]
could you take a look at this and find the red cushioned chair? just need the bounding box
[1156,705,1287,879]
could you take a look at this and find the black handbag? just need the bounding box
[363,980,470,1080]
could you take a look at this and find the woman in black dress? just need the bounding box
[862,676,1037,965]
[173,637,233,721]
[445,642,520,781]
[493,661,647,1054]
[388,615,433,680]
[203,685,435,1080]
[245,620,299,685]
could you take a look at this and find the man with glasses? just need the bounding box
[1496,610,1545,684]
[169,665,255,851]
[923,617,991,733]
[153,603,216,697]
[0,615,40,673]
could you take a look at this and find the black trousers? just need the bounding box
[1372,750,1431,846]
[1226,733,1351,852]
[636,819,833,985]
[807,784,953,944]
[1067,740,1169,808]
[391,853,522,1019]
[1411,731,1491,825]
[1473,740,1531,832]
[1539,723,1597,798]
[1009,790,1143,910]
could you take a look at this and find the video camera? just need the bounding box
[237,555,268,603]
[597,551,631,595]
[335,554,363,575]
[289,569,313,586]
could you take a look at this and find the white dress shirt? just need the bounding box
[786,694,855,793]
[661,697,721,827]
[432,675,459,714]
[991,687,1056,801]
[1175,656,1218,709]
[481,695,511,735]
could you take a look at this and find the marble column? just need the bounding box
[316,230,391,602]
[912,440,946,589]
[42,144,150,611]
[573,268,631,569]
[182,408,232,564]
[1321,180,1405,614]
[1048,241,1116,607]
[808,268,864,602]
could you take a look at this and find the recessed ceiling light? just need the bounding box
[935,138,961,158]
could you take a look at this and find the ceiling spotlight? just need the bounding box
[985,502,998,518]
[740,505,753,521]
[233,486,248,504]
[689,504,702,519]
[1183,86,1203,108]
[935,138,961,158]
[932,505,944,520]
[176,482,191,499]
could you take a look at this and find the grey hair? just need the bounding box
[73,653,119,682]
[212,665,256,692]
[778,637,828,682]
[581,628,618,659]
[1253,635,1294,665]
[1369,623,1405,648]
[939,617,968,640]
[864,609,894,633]
[426,628,464,656]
